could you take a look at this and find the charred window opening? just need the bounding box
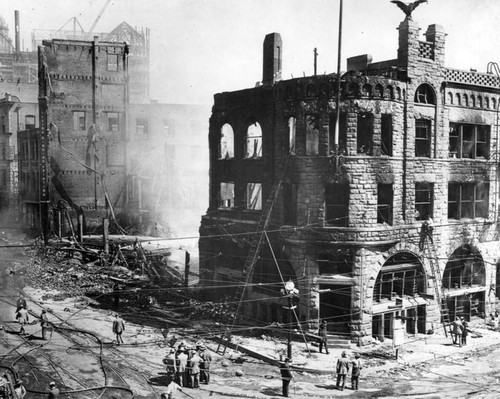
[245,122,262,158]
[448,182,489,220]
[305,114,319,155]
[136,118,148,135]
[219,123,234,159]
[415,84,435,104]
[25,115,36,130]
[219,182,235,209]
[288,117,296,155]
[73,111,86,131]
[374,254,426,302]
[329,112,347,155]
[381,114,392,156]
[283,183,297,225]
[449,123,490,159]
[253,254,296,296]
[415,183,433,220]
[357,112,373,155]
[415,119,431,157]
[377,183,393,225]
[317,248,353,275]
[443,246,485,290]
[107,54,118,71]
[246,182,262,210]
[106,112,119,132]
[325,183,349,226]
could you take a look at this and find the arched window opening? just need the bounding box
[443,246,485,290]
[415,84,436,104]
[219,123,234,159]
[375,84,384,98]
[288,117,296,154]
[362,84,372,97]
[305,115,319,155]
[447,92,453,105]
[245,122,262,158]
[456,93,461,106]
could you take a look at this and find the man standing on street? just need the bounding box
[112,314,125,345]
[175,347,188,387]
[199,346,212,384]
[162,348,177,381]
[452,316,463,347]
[280,358,293,397]
[40,309,51,340]
[16,306,29,335]
[318,319,329,354]
[351,353,363,390]
[336,351,350,391]
[187,349,201,389]
[48,382,60,399]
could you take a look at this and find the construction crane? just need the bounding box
[88,0,112,34]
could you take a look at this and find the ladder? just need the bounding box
[217,157,291,354]
[423,239,452,337]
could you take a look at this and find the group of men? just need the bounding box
[15,296,52,340]
[451,316,471,347]
[162,341,212,397]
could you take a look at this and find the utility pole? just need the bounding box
[281,281,299,360]
[313,47,318,76]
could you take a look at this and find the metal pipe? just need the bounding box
[92,37,97,209]
[14,11,20,53]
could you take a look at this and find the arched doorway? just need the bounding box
[372,252,427,341]
[443,245,486,320]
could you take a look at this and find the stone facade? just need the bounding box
[200,20,500,345]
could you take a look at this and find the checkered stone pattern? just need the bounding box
[445,69,500,87]
[418,41,434,60]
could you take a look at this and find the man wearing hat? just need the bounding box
[14,379,26,399]
[318,319,329,354]
[336,351,350,391]
[15,305,29,336]
[162,348,177,380]
[351,353,363,391]
[48,382,60,399]
[199,346,212,384]
[112,314,125,345]
[187,349,201,389]
[175,346,188,387]
[279,358,293,397]
[40,309,51,340]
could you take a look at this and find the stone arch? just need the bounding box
[447,92,453,105]
[478,95,483,108]
[456,93,461,106]
[362,83,372,97]
[492,97,497,110]
[414,83,436,104]
[244,120,263,158]
[219,123,234,159]
[471,94,476,107]
[385,85,394,100]
[464,94,469,107]
[485,97,490,109]
[375,84,384,98]
[443,245,485,290]
[396,87,402,101]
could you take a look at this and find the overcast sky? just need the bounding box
[1,0,500,105]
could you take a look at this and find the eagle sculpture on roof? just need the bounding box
[391,0,428,20]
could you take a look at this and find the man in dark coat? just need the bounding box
[112,314,125,345]
[336,351,350,391]
[318,319,329,354]
[461,317,470,346]
[199,346,212,384]
[280,358,293,397]
[175,348,188,387]
[187,349,201,388]
[451,316,463,347]
[40,309,51,340]
[351,352,363,390]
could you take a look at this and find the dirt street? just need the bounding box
[0,231,499,398]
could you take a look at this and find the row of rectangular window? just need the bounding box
[218,181,489,223]
[218,117,490,159]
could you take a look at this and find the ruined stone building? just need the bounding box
[199,16,500,345]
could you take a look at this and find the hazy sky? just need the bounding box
[1,0,499,105]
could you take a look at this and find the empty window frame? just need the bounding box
[381,114,393,156]
[415,183,433,220]
[73,111,86,131]
[305,114,319,155]
[415,119,431,157]
[448,182,489,219]
[325,183,349,226]
[136,118,148,135]
[219,123,235,159]
[329,112,347,155]
[246,182,262,210]
[449,123,490,159]
[415,84,436,104]
[219,182,235,209]
[374,268,424,302]
[107,54,119,71]
[288,117,296,155]
[25,115,36,130]
[106,112,120,132]
[283,183,297,225]
[245,122,262,158]
[377,183,393,225]
[357,112,373,155]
